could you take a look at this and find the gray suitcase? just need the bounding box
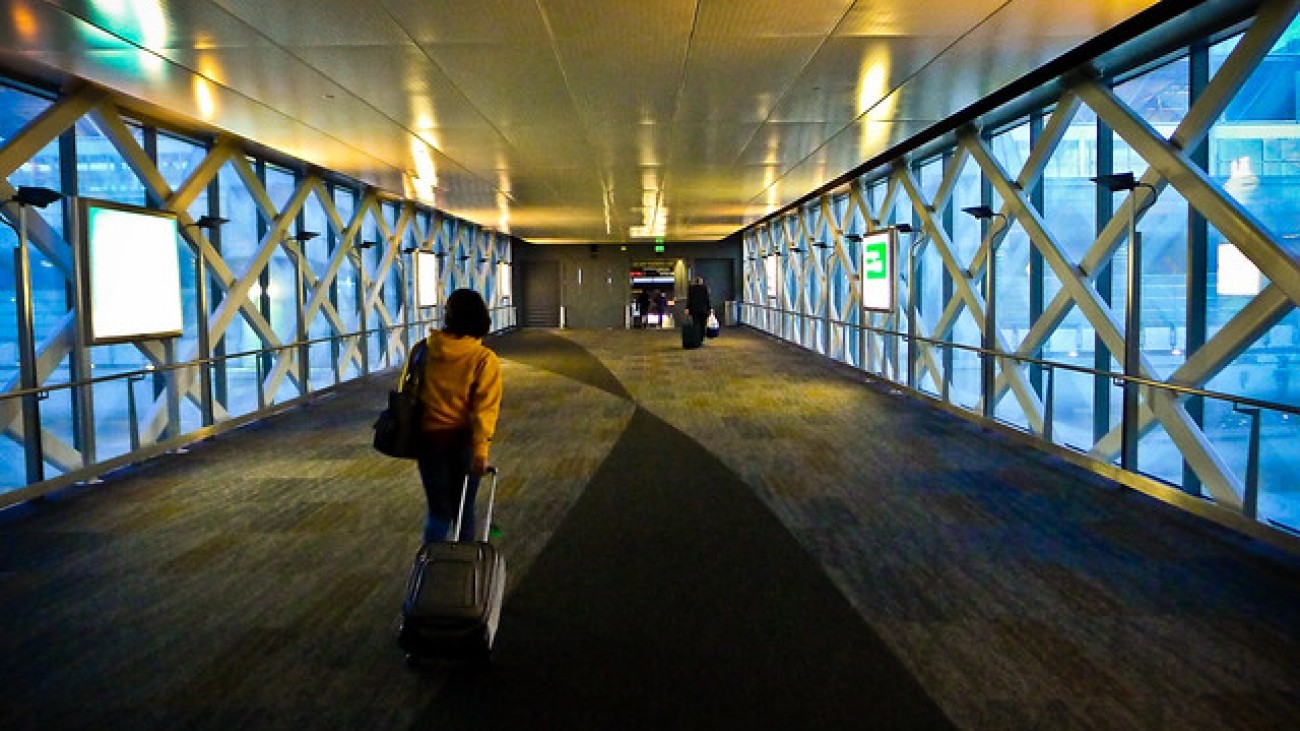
[398,468,506,663]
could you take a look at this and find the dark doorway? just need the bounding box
[520,260,561,327]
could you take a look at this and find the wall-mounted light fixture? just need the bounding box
[7,185,63,209]
[187,215,228,230]
[1091,171,1157,471]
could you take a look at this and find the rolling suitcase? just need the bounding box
[398,468,506,664]
[682,320,703,349]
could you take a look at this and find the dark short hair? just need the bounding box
[443,289,491,337]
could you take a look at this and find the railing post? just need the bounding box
[13,213,45,484]
[255,354,266,411]
[1043,364,1056,444]
[1233,403,1262,520]
[127,373,145,451]
[163,340,182,441]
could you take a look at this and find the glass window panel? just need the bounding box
[1044,106,1099,263]
[0,83,53,141]
[1116,57,1190,132]
[918,157,943,206]
[1211,23,1300,256]
[994,364,1031,430]
[75,116,146,205]
[1257,409,1300,531]
[989,120,1031,182]
[1137,191,1190,381]
[27,234,69,351]
[996,220,1032,348]
[950,156,982,265]
[265,163,295,212]
[156,132,206,192]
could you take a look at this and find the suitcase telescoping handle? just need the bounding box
[452,467,499,543]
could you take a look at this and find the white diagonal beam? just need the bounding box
[1077,78,1300,313]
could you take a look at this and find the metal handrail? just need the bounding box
[739,300,1300,418]
[0,305,516,403]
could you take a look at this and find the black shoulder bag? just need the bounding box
[373,340,427,459]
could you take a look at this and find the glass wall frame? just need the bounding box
[0,79,514,503]
[740,4,1300,535]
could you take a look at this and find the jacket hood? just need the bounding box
[426,330,483,359]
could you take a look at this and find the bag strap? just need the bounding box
[399,339,428,394]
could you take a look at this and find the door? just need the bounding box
[520,260,561,327]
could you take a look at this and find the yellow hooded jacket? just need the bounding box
[399,331,502,460]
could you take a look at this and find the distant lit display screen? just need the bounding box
[81,200,183,344]
[415,251,440,307]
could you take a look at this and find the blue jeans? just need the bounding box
[416,441,479,543]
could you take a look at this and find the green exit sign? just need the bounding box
[654,244,665,253]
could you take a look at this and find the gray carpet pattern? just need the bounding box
[0,326,1297,730]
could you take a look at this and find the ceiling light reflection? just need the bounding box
[408,140,437,204]
[12,4,38,41]
[192,77,215,119]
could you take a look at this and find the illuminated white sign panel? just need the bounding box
[80,200,183,344]
[860,229,896,312]
[1216,243,1261,296]
[415,250,440,307]
[764,255,779,300]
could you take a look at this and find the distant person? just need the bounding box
[398,288,502,543]
[654,291,667,327]
[686,276,711,342]
[637,290,650,329]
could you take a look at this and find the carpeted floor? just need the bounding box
[1,326,1298,730]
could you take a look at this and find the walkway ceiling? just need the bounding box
[1,0,1168,244]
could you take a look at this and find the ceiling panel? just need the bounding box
[835,0,1009,37]
[378,0,549,44]
[667,122,764,168]
[418,42,579,130]
[676,35,823,124]
[696,0,856,38]
[207,0,415,47]
[287,45,492,130]
[0,0,1175,243]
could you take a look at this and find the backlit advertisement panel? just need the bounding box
[78,199,183,344]
[860,229,896,312]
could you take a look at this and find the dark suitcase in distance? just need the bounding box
[682,321,703,349]
[398,469,506,663]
